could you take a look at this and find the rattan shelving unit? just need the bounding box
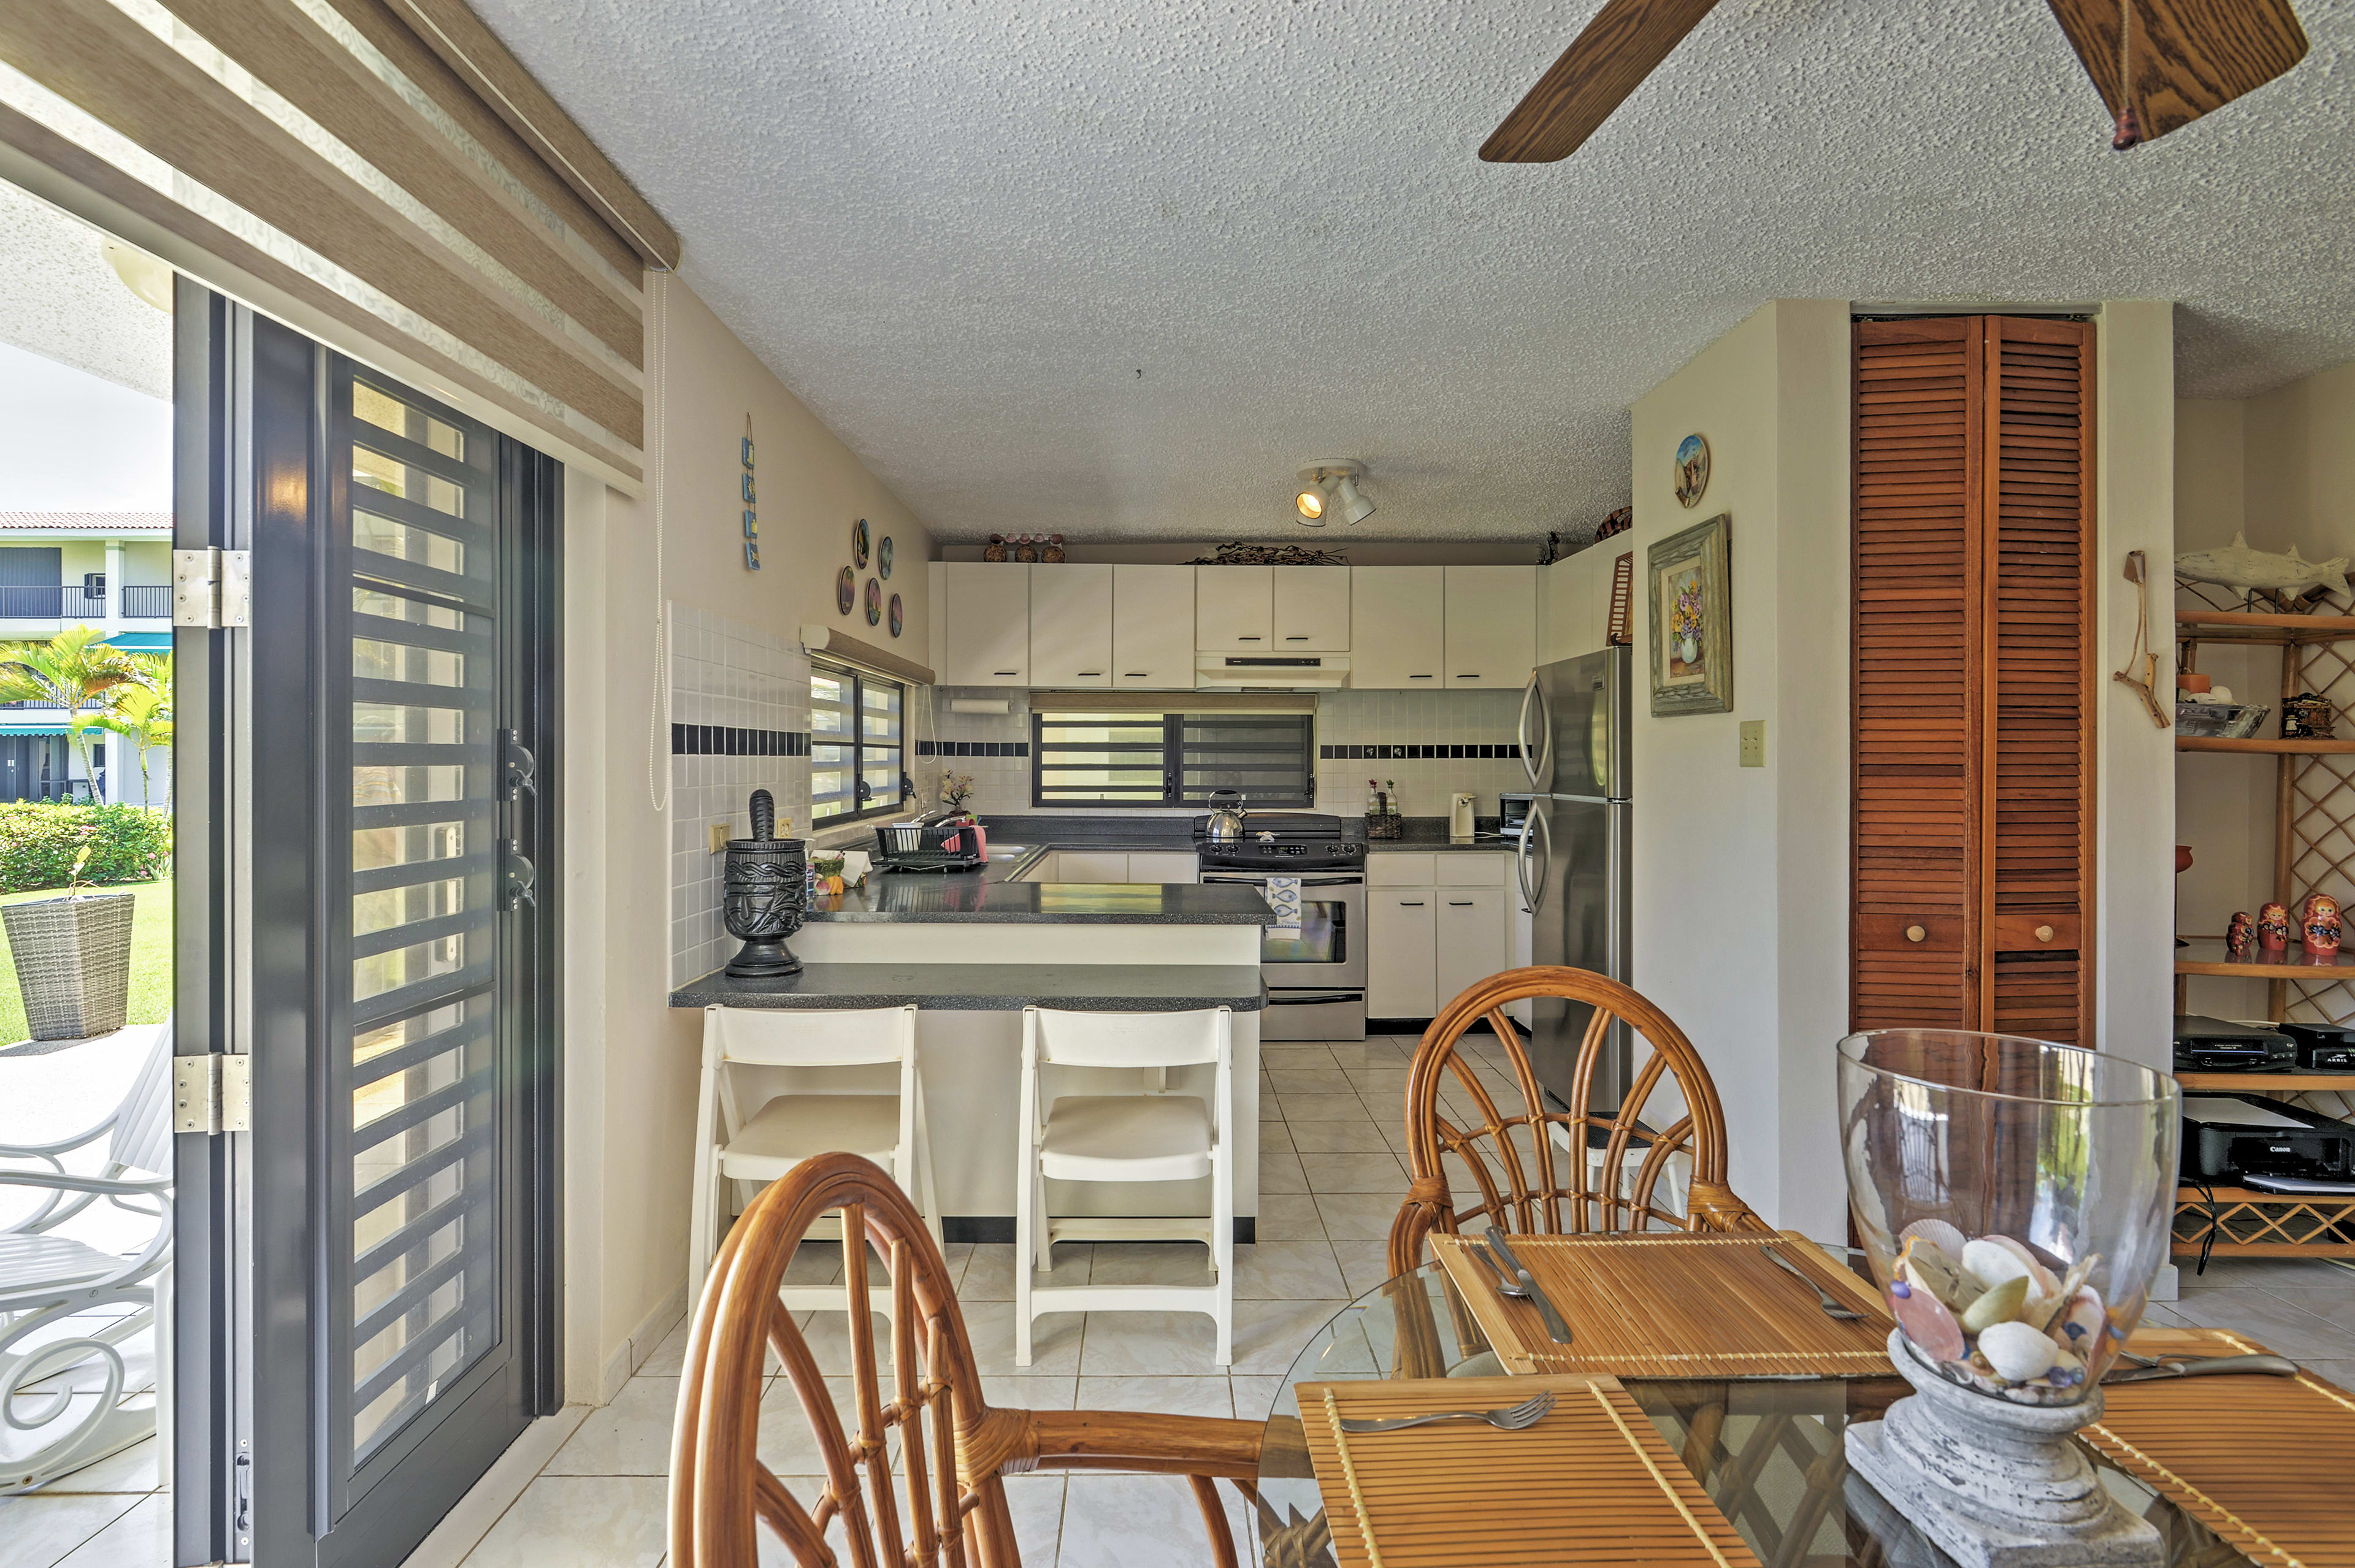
[2172,586,2355,1263]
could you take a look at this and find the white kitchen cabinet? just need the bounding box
[1112,565,1196,689]
[1349,568,1445,689]
[940,562,1030,686]
[1435,887,1508,1012]
[1028,564,1114,687]
[1126,851,1200,883]
[1054,850,1129,883]
[1273,567,1350,652]
[1539,545,1621,665]
[1195,565,1273,651]
[1443,566,1536,689]
[1368,890,1438,1019]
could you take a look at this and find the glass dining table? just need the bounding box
[1246,1261,2260,1568]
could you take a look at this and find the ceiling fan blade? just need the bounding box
[1479,0,1723,163]
[2044,0,2308,142]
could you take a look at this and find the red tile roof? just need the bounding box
[0,511,172,532]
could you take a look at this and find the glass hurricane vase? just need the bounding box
[1836,1030,2180,1567]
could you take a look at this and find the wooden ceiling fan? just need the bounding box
[1479,0,2310,161]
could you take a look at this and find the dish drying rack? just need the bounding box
[875,819,985,872]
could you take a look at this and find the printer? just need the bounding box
[2181,1093,2355,1188]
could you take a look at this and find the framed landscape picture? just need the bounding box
[1647,513,1731,716]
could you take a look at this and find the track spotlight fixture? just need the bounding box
[1295,461,1371,527]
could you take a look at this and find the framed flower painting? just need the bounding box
[1646,513,1731,716]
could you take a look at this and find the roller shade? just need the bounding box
[0,0,675,487]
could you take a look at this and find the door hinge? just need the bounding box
[172,548,252,629]
[173,1054,252,1134]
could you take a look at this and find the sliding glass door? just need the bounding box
[174,296,560,1568]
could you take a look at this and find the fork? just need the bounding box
[1761,1243,1864,1320]
[1338,1391,1557,1434]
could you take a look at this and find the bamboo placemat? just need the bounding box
[2085,1334,2355,1568]
[1430,1231,1894,1378]
[1298,1374,1759,1567]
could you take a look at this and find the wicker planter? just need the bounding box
[3,892,136,1040]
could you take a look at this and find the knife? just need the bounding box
[1484,1225,1574,1345]
[2102,1353,2300,1384]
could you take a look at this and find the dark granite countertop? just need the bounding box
[671,962,1266,1011]
[804,859,1270,923]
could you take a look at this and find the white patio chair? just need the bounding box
[0,1020,174,1493]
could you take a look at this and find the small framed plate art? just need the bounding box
[1647,513,1731,716]
[864,576,883,626]
[852,517,871,569]
[836,566,856,614]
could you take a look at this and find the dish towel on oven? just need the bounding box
[1264,876,1303,931]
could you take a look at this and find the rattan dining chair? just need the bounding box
[670,1149,1264,1568]
[1385,966,1770,1277]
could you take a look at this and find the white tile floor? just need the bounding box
[10,1030,2355,1568]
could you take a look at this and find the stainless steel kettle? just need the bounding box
[1203,789,1247,844]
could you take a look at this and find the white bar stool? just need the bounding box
[1016,1005,1234,1366]
[689,1004,937,1314]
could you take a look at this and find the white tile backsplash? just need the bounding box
[667,604,812,987]
[914,686,1530,820]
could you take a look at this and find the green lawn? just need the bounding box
[0,879,172,1044]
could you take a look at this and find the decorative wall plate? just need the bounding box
[879,535,894,578]
[836,566,856,614]
[852,517,871,568]
[888,592,903,637]
[864,576,883,625]
[1674,433,1710,509]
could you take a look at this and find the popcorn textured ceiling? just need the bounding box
[472,0,2355,544]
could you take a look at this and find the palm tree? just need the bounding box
[98,654,174,806]
[0,626,142,801]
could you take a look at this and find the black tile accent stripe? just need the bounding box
[671,723,811,757]
[1318,743,1523,761]
[916,740,1028,758]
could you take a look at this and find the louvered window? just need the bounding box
[811,664,904,822]
[1851,316,2095,1044]
[1031,711,1315,809]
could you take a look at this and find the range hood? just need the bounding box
[1193,652,1351,691]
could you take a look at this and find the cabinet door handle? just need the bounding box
[1456,673,1479,679]
[1398,900,1425,907]
[1447,900,1474,906]
[1123,671,1149,678]
[2035,924,2055,943]
[1285,635,1309,641]
[1409,673,1434,679]
[993,670,1019,676]
[1905,924,1927,943]
[1236,635,1262,641]
[1077,671,1103,676]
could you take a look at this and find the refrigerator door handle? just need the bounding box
[1517,806,1552,914]
[1517,675,1552,789]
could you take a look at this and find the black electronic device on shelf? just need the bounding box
[2172,1015,2296,1073]
[2182,1093,2355,1186]
[2280,1021,2355,1072]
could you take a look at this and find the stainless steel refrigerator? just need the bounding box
[1512,645,1634,1114]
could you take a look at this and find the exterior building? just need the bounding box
[0,508,173,804]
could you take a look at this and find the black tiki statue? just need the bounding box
[722,789,806,977]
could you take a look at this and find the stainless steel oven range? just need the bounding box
[1193,811,1366,1041]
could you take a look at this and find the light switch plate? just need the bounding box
[1739,719,1766,768]
[708,823,731,854]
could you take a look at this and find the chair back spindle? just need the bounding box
[1386,966,1767,1276]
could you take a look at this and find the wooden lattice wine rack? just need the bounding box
[2173,579,2355,1263]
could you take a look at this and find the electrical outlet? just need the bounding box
[1739,719,1766,768]
[708,822,731,854]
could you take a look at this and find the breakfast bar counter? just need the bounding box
[670,962,1265,1012]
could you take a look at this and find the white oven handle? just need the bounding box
[1201,874,1365,889]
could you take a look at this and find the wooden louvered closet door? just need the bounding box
[1851,316,2096,1044]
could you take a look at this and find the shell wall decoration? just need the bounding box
[740,415,760,570]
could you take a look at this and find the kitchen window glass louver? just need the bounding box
[1031,711,1314,809]
[811,662,903,822]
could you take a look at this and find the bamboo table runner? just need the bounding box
[2085,1330,2355,1567]
[1298,1374,1758,1567]
[1430,1231,1894,1377]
